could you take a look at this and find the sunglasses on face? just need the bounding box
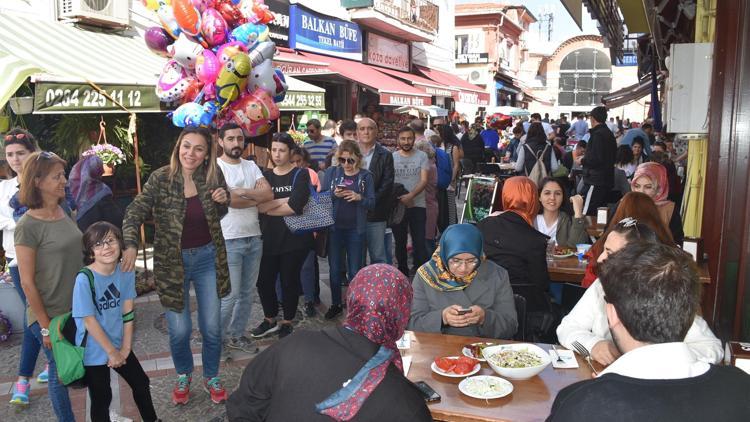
[36,151,59,161]
[338,157,356,165]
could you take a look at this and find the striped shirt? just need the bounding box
[302,137,337,166]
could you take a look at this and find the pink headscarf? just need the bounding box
[631,162,669,205]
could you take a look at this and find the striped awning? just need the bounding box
[0,13,165,110]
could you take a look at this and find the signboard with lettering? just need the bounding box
[417,84,454,97]
[278,91,325,111]
[272,60,333,76]
[615,53,638,66]
[289,5,363,61]
[456,53,489,65]
[367,33,409,72]
[33,82,164,113]
[266,0,290,47]
[454,90,490,106]
[379,93,428,107]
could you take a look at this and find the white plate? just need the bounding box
[430,358,481,378]
[459,375,514,399]
[461,343,497,362]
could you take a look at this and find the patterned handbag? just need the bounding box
[284,168,334,234]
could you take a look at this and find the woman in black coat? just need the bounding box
[515,122,558,176]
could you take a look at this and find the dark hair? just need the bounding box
[530,113,542,120]
[18,151,68,209]
[3,127,39,178]
[339,119,357,136]
[615,144,634,166]
[408,119,425,133]
[649,151,671,166]
[169,127,219,186]
[653,141,667,151]
[526,122,546,144]
[512,125,524,136]
[306,119,321,130]
[291,146,311,165]
[590,106,607,124]
[599,242,699,344]
[218,122,243,139]
[576,140,587,149]
[537,177,568,214]
[641,123,653,131]
[397,126,415,138]
[632,137,645,149]
[82,222,125,265]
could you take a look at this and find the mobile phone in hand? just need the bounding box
[457,308,472,315]
[414,381,441,402]
[336,183,348,190]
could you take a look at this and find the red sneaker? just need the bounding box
[203,377,227,404]
[172,374,191,405]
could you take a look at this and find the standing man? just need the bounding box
[302,119,337,171]
[338,119,358,142]
[577,106,617,215]
[557,114,571,138]
[410,119,427,143]
[216,123,273,353]
[357,117,394,264]
[568,113,589,140]
[392,127,430,277]
[548,242,749,421]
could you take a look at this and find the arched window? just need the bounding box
[558,48,612,106]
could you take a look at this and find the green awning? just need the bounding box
[0,13,165,112]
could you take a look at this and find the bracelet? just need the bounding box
[122,310,134,323]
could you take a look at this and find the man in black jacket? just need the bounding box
[577,106,616,215]
[357,118,394,263]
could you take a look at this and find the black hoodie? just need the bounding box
[581,123,617,187]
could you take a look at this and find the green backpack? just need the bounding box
[49,268,99,388]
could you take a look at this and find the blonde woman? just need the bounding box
[321,140,375,319]
[121,127,231,406]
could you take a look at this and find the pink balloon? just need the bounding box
[216,41,247,65]
[201,8,228,47]
[226,89,279,137]
[196,49,221,84]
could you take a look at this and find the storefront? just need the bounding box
[415,65,491,121]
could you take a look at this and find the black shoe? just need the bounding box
[278,323,293,339]
[305,301,316,317]
[325,305,343,320]
[250,320,279,338]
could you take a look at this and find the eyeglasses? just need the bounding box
[36,151,59,161]
[338,157,356,165]
[93,238,117,250]
[4,133,27,142]
[447,257,479,268]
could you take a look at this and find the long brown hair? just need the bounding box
[589,191,675,274]
[168,127,219,186]
[18,151,68,209]
[335,139,364,169]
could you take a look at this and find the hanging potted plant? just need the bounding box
[82,144,126,176]
[8,82,34,115]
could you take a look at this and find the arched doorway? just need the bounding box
[558,48,612,107]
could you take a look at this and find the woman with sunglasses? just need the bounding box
[321,140,374,320]
[15,151,82,421]
[557,218,722,366]
[2,129,49,406]
[409,224,517,339]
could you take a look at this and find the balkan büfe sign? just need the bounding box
[289,4,363,61]
[379,93,428,107]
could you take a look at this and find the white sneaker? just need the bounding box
[109,411,133,422]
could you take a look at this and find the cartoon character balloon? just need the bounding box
[156,60,194,102]
[226,89,279,136]
[247,41,276,67]
[173,0,202,36]
[244,0,275,24]
[145,26,173,57]
[215,52,251,109]
[172,101,218,127]
[230,22,269,49]
[214,0,246,27]
[195,49,221,84]
[216,41,247,65]
[200,8,228,47]
[246,59,286,99]
[157,1,182,39]
[272,69,287,103]
[168,33,204,69]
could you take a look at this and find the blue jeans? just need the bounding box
[220,236,262,339]
[365,221,387,264]
[10,263,44,378]
[327,228,364,305]
[28,322,74,421]
[165,243,221,379]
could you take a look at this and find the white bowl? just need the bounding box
[481,343,551,379]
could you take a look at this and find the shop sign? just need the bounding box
[34,82,163,113]
[278,91,325,111]
[418,84,454,97]
[367,33,409,72]
[616,53,638,66]
[266,0,290,47]
[289,5,363,61]
[456,53,489,64]
[455,90,490,106]
[379,93,427,107]
[273,60,332,76]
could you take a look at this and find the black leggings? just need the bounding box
[257,249,308,321]
[84,351,158,422]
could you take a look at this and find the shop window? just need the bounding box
[456,35,469,55]
[558,48,612,106]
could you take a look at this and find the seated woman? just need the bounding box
[557,218,723,366]
[631,162,684,243]
[226,264,431,421]
[581,192,674,288]
[68,154,124,232]
[477,176,551,313]
[409,224,517,339]
[534,177,589,248]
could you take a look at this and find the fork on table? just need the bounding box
[571,341,599,375]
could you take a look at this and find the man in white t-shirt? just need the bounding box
[217,123,273,354]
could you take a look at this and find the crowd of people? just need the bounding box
[1,100,747,422]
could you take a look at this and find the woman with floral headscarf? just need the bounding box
[477,176,552,313]
[67,154,123,232]
[630,162,684,243]
[409,224,517,339]
[226,264,430,422]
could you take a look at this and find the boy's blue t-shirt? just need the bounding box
[72,265,136,366]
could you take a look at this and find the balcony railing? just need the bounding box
[344,0,439,34]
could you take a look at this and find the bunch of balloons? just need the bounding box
[143,0,286,136]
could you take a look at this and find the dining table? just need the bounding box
[403,331,600,422]
[546,255,712,284]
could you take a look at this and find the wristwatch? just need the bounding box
[40,327,50,337]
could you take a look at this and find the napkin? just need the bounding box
[396,332,412,350]
[549,348,579,369]
[402,356,413,376]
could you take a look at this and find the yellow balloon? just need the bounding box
[215,53,252,109]
[143,0,170,11]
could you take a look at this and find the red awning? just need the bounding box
[298,51,431,107]
[373,67,456,98]
[415,65,490,106]
[273,49,336,76]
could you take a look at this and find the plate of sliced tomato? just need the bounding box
[431,356,481,378]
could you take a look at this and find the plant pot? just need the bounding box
[0,116,9,133]
[103,163,116,176]
[8,97,33,115]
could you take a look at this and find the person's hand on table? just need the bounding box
[591,340,621,366]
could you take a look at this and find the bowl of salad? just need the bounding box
[481,343,551,379]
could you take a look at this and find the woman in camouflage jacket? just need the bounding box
[121,127,232,405]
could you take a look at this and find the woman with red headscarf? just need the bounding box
[477,176,552,317]
[630,162,684,243]
[226,264,430,422]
